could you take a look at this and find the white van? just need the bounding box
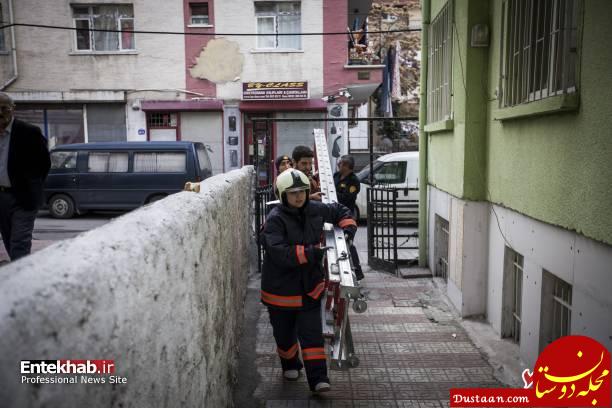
[353,151,419,220]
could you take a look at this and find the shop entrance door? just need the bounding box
[244,114,274,186]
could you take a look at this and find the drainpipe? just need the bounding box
[1,0,18,90]
[418,0,430,268]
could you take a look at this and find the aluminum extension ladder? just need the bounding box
[313,128,368,370]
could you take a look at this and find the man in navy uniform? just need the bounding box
[333,155,364,280]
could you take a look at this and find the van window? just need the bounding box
[88,152,129,173]
[373,161,406,184]
[196,145,212,174]
[134,152,186,173]
[50,151,78,170]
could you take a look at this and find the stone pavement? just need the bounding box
[0,239,55,263]
[235,264,507,407]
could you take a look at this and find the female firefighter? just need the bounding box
[260,169,357,393]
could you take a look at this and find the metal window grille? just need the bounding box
[540,269,572,349]
[147,113,177,128]
[434,215,449,281]
[551,273,572,340]
[511,251,523,343]
[427,1,453,124]
[499,0,578,107]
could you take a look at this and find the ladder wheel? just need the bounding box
[348,354,360,368]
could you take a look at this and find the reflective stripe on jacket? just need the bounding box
[260,200,355,310]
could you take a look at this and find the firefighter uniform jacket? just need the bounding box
[261,200,357,310]
[333,171,361,212]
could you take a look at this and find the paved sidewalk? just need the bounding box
[236,264,506,407]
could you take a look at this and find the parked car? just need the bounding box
[354,151,419,221]
[44,141,213,218]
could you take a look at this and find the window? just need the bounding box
[50,151,78,170]
[540,270,572,351]
[374,161,407,185]
[147,112,177,128]
[502,248,523,343]
[190,2,209,25]
[88,152,128,173]
[134,152,186,173]
[196,145,212,175]
[255,2,301,50]
[427,1,452,124]
[434,215,449,281]
[499,0,579,107]
[72,5,135,52]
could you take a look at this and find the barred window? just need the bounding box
[540,270,572,351]
[427,1,453,124]
[502,248,523,344]
[499,0,579,108]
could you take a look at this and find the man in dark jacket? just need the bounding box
[261,169,356,393]
[333,155,364,280]
[0,92,51,261]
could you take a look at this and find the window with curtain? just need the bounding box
[72,4,135,52]
[134,152,186,173]
[190,2,209,25]
[255,2,301,50]
[88,152,128,173]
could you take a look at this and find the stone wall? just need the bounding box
[0,167,255,408]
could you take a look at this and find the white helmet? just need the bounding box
[276,169,310,206]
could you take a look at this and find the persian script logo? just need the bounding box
[522,335,610,407]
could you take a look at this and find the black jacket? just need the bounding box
[7,119,51,210]
[333,171,360,212]
[261,200,356,310]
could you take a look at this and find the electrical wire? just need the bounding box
[0,22,421,36]
[452,20,515,252]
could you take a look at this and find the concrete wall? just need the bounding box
[9,0,185,92]
[214,0,324,100]
[485,1,612,246]
[0,167,256,408]
[428,186,488,317]
[485,204,612,368]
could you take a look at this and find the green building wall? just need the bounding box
[425,0,612,246]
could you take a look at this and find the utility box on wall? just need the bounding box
[224,106,241,172]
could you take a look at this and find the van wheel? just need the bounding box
[49,194,75,219]
[147,194,166,204]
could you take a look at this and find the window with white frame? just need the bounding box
[502,247,523,344]
[539,270,572,352]
[499,0,579,108]
[426,1,452,124]
[255,1,301,50]
[189,2,209,25]
[72,4,135,52]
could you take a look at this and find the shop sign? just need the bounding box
[242,82,308,100]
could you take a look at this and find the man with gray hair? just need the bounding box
[0,92,51,261]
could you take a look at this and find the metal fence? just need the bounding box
[255,184,275,273]
[367,186,419,275]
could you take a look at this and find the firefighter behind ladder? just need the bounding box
[260,169,357,393]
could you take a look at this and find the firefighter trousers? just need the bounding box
[267,304,329,390]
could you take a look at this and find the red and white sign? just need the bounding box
[242,81,309,100]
